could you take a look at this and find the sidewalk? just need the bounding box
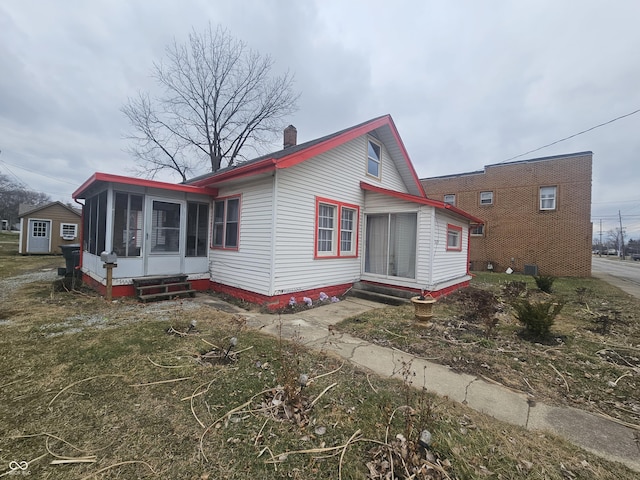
[200,295,640,472]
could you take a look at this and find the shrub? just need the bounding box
[512,299,563,338]
[534,275,556,293]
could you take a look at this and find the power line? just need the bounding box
[0,159,80,186]
[501,107,640,163]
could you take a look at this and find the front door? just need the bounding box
[27,219,51,253]
[145,199,184,276]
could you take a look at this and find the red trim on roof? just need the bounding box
[73,172,217,199]
[189,159,277,187]
[187,115,426,197]
[384,116,427,198]
[275,116,391,169]
[360,182,484,224]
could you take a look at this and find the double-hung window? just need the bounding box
[213,196,240,249]
[480,191,493,205]
[315,197,359,258]
[367,139,382,178]
[540,186,557,210]
[446,224,463,251]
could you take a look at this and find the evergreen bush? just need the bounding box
[512,299,563,338]
[534,275,556,293]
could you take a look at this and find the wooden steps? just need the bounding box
[132,275,196,302]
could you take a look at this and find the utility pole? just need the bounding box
[618,210,625,259]
[599,219,603,256]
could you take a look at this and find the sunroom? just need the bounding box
[72,173,216,297]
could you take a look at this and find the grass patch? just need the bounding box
[338,272,640,429]
[0,232,62,278]
[0,234,638,478]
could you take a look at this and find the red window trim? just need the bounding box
[314,197,360,259]
[446,223,463,251]
[212,194,241,251]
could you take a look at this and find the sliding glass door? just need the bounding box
[365,213,417,279]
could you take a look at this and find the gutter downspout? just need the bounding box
[428,207,436,291]
[74,198,84,272]
[268,172,278,296]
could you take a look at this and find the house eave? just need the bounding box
[73,172,218,199]
[360,182,483,224]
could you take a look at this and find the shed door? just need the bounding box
[27,219,51,253]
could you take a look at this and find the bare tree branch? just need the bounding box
[122,24,299,179]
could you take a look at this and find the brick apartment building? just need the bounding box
[421,152,593,277]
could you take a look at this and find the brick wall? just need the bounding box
[421,152,593,277]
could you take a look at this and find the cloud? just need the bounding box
[0,0,639,239]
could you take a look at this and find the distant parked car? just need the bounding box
[606,248,618,255]
[632,253,640,261]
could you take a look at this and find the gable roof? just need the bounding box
[18,201,81,218]
[186,115,427,197]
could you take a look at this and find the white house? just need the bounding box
[73,115,482,308]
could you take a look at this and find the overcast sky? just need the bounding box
[1,0,639,241]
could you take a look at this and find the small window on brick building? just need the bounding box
[540,186,557,210]
[480,191,493,205]
[443,194,455,205]
[470,224,484,236]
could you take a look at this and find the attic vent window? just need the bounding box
[367,139,381,179]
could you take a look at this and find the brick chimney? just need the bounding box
[283,125,297,149]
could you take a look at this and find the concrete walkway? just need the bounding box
[200,295,640,473]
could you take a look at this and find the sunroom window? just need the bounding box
[113,192,143,257]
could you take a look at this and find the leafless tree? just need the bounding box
[0,174,50,228]
[122,24,299,182]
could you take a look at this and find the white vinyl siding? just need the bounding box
[362,192,423,287]
[209,178,274,295]
[272,136,408,294]
[431,214,469,286]
[363,190,470,292]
